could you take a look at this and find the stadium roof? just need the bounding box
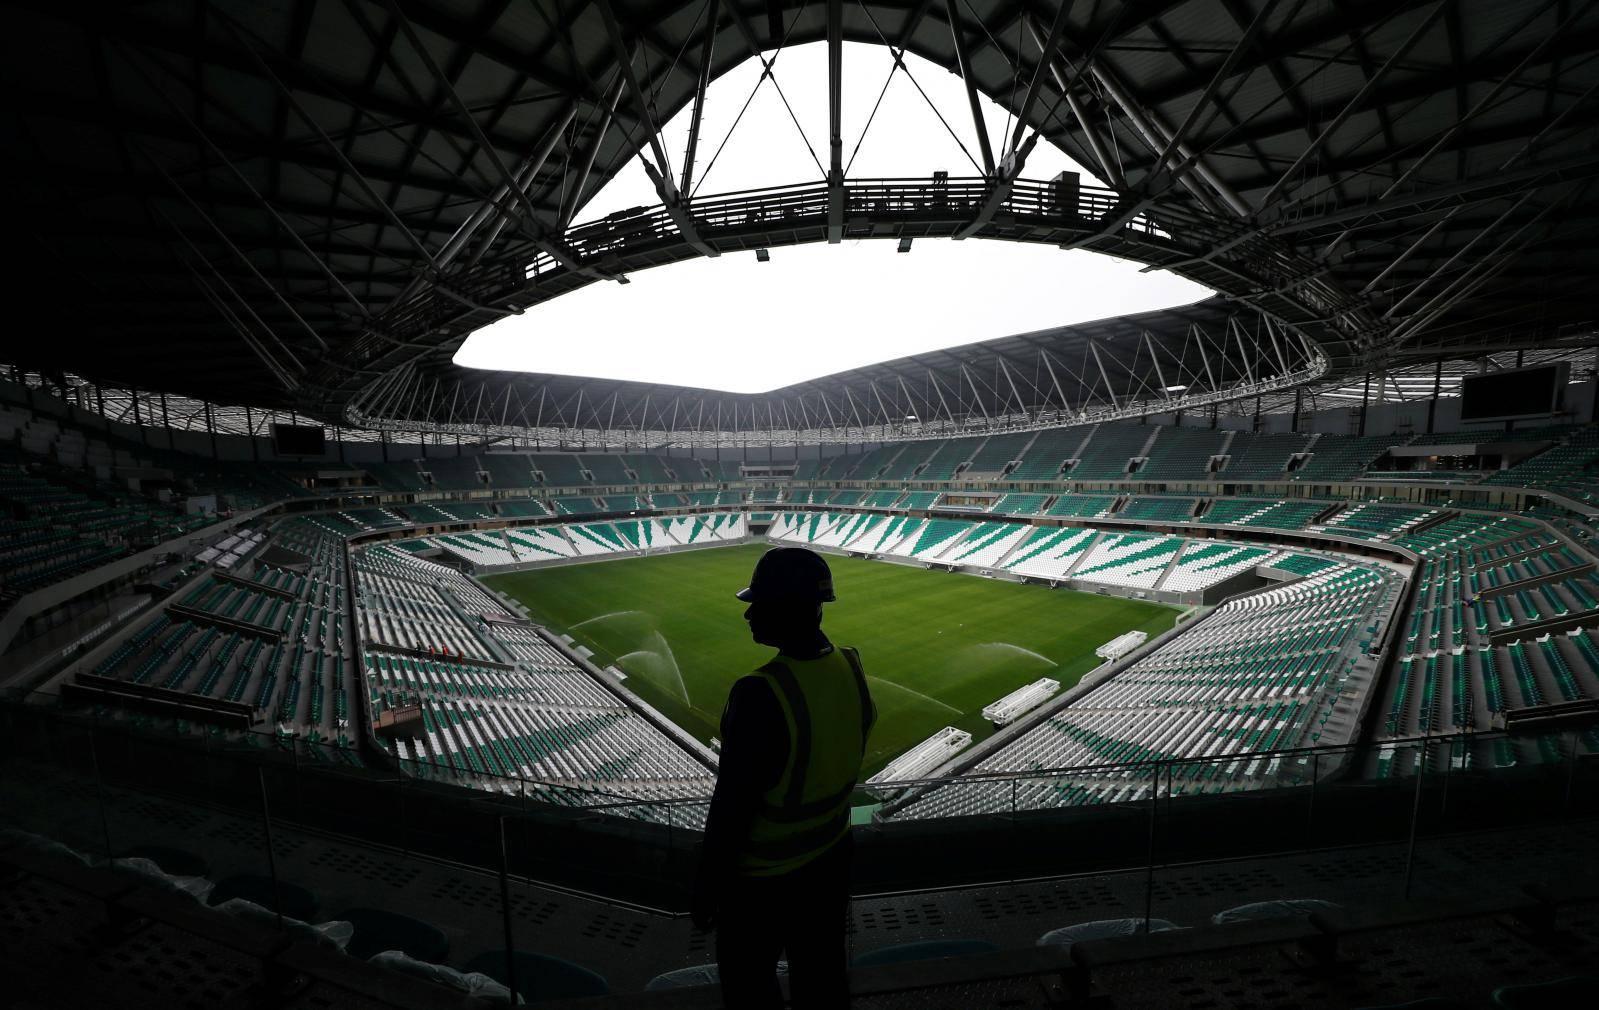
[5,0,1597,438]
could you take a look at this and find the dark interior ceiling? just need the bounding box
[2,0,1596,431]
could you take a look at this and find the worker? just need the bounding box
[692,546,876,1009]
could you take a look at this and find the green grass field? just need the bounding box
[484,544,1181,778]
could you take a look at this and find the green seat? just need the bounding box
[462,950,609,1002]
[339,907,449,962]
[851,938,999,967]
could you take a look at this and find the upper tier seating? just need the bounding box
[879,442,939,481]
[1484,427,1599,503]
[1195,498,1329,530]
[1044,493,1117,518]
[498,497,552,518]
[579,455,631,485]
[989,492,1052,516]
[424,456,484,491]
[1137,428,1228,481]
[482,454,537,488]
[1222,432,1314,479]
[962,432,1035,478]
[1291,435,1398,482]
[837,444,903,480]
[917,437,984,481]
[552,495,601,517]
[529,454,588,487]
[1318,502,1442,539]
[364,461,428,492]
[622,454,673,483]
[1070,424,1153,479]
[1117,496,1199,523]
[1010,425,1092,480]
[647,492,685,509]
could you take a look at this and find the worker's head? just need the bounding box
[736,547,835,646]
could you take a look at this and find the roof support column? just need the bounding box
[681,0,721,197]
[944,0,994,177]
[597,0,719,256]
[827,0,845,242]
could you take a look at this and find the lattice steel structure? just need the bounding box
[4,0,1596,442]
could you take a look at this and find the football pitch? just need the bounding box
[484,544,1182,778]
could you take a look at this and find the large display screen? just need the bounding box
[1458,363,1568,422]
[271,423,326,456]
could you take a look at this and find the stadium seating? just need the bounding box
[1484,427,1599,502]
[529,454,588,487]
[622,454,673,483]
[1070,423,1155,479]
[1317,502,1443,539]
[1117,496,1199,523]
[917,437,984,480]
[1072,532,1183,588]
[482,454,537,488]
[552,495,601,517]
[1222,432,1314,479]
[579,455,631,485]
[364,461,429,492]
[1163,543,1278,593]
[423,456,483,491]
[1137,427,1228,481]
[1045,493,1117,518]
[962,431,1035,479]
[943,521,1032,567]
[1003,527,1100,580]
[497,497,552,518]
[1194,498,1329,530]
[989,492,1052,516]
[1010,425,1093,479]
[1291,434,1398,482]
[878,442,939,481]
[886,518,976,560]
[895,559,1395,817]
[837,444,903,480]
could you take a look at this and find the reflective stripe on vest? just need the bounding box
[738,646,874,876]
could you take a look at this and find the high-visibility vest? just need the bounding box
[737,646,875,877]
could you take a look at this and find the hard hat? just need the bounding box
[735,547,836,603]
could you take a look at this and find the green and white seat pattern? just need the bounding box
[1370,510,1599,766]
[1163,543,1279,593]
[818,512,883,548]
[1071,532,1183,589]
[1002,527,1099,580]
[892,562,1394,818]
[884,518,977,560]
[355,544,714,806]
[943,521,1032,567]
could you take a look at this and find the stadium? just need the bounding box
[1,0,1598,1006]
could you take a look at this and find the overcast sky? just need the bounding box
[455,41,1211,394]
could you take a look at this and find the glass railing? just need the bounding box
[2,688,1594,978]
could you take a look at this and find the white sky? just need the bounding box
[455,42,1211,394]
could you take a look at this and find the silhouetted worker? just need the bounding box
[692,546,876,1009]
